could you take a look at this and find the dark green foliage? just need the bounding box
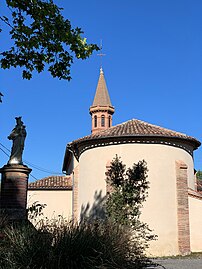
[0,0,99,80]
[196,170,202,181]
[27,201,47,221]
[196,170,202,192]
[106,155,156,249]
[106,155,149,226]
[0,210,9,232]
[106,154,126,187]
[0,219,151,269]
[0,224,52,269]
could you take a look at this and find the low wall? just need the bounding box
[27,189,72,221]
[188,189,202,252]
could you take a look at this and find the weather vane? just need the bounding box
[97,39,106,69]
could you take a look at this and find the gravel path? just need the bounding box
[150,258,202,269]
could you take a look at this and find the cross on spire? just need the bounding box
[97,40,106,69]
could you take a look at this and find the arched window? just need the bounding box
[108,116,111,127]
[94,115,97,128]
[101,115,105,127]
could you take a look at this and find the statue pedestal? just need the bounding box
[0,164,32,221]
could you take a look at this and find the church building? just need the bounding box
[28,67,202,257]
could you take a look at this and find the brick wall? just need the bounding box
[175,160,191,255]
[73,165,79,222]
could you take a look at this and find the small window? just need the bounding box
[94,115,97,128]
[108,116,111,127]
[101,115,105,127]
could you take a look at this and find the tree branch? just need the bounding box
[0,16,14,29]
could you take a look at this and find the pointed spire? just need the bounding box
[92,68,112,107]
[90,68,115,134]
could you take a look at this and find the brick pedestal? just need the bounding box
[0,164,32,221]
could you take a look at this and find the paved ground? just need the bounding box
[149,258,202,269]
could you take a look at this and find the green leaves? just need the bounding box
[0,0,99,80]
[106,155,126,187]
[106,156,149,227]
[196,170,202,180]
[105,156,156,250]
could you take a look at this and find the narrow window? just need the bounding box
[101,115,105,127]
[94,115,97,128]
[108,116,111,127]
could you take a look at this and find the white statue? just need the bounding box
[8,117,27,165]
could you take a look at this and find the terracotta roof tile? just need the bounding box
[197,179,202,192]
[70,119,200,146]
[28,175,72,190]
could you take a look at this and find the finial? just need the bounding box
[100,67,103,74]
[97,39,106,69]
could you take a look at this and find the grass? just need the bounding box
[0,217,152,269]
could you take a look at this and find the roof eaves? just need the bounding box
[69,134,200,160]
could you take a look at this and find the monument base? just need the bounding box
[0,164,32,221]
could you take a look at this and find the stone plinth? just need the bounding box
[0,164,32,221]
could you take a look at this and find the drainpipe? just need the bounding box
[64,147,75,223]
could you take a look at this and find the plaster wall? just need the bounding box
[189,196,202,252]
[78,143,194,256]
[66,155,78,175]
[27,190,72,221]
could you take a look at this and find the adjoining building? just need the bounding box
[29,68,202,256]
[28,175,72,220]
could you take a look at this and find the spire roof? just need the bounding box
[92,68,113,107]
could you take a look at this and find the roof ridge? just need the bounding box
[130,118,188,136]
[28,175,72,189]
[69,118,200,148]
[29,175,69,181]
[90,118,189,137]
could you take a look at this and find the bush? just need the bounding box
[0,223,52,269]
[0,218,151,269]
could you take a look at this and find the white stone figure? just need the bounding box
[8,117,27,165]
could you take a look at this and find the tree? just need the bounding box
[196,170,202,181]
[196,170,202,192]
[0,0,99,81]
[106,155,156,248]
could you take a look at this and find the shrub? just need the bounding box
[0,218,151,269]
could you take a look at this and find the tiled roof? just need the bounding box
[70,119,200,147]
[91,68,113,107]
[197,179,202,192]
[28,175,72,190]
[188,188,202,200]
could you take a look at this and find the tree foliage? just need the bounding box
[196,170,202,181]
[106,155,156,247]
[106,155,149,226]
[0,0,99,80]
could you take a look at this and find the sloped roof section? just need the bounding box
[92,68,112,107]
[197,179,202,193]
[70,118,200,148]
[28,175,72,190]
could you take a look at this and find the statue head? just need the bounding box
[15,117,23,126]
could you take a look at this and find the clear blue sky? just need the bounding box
[0,0,201,181]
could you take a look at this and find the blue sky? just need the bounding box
[0,0,201,181]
